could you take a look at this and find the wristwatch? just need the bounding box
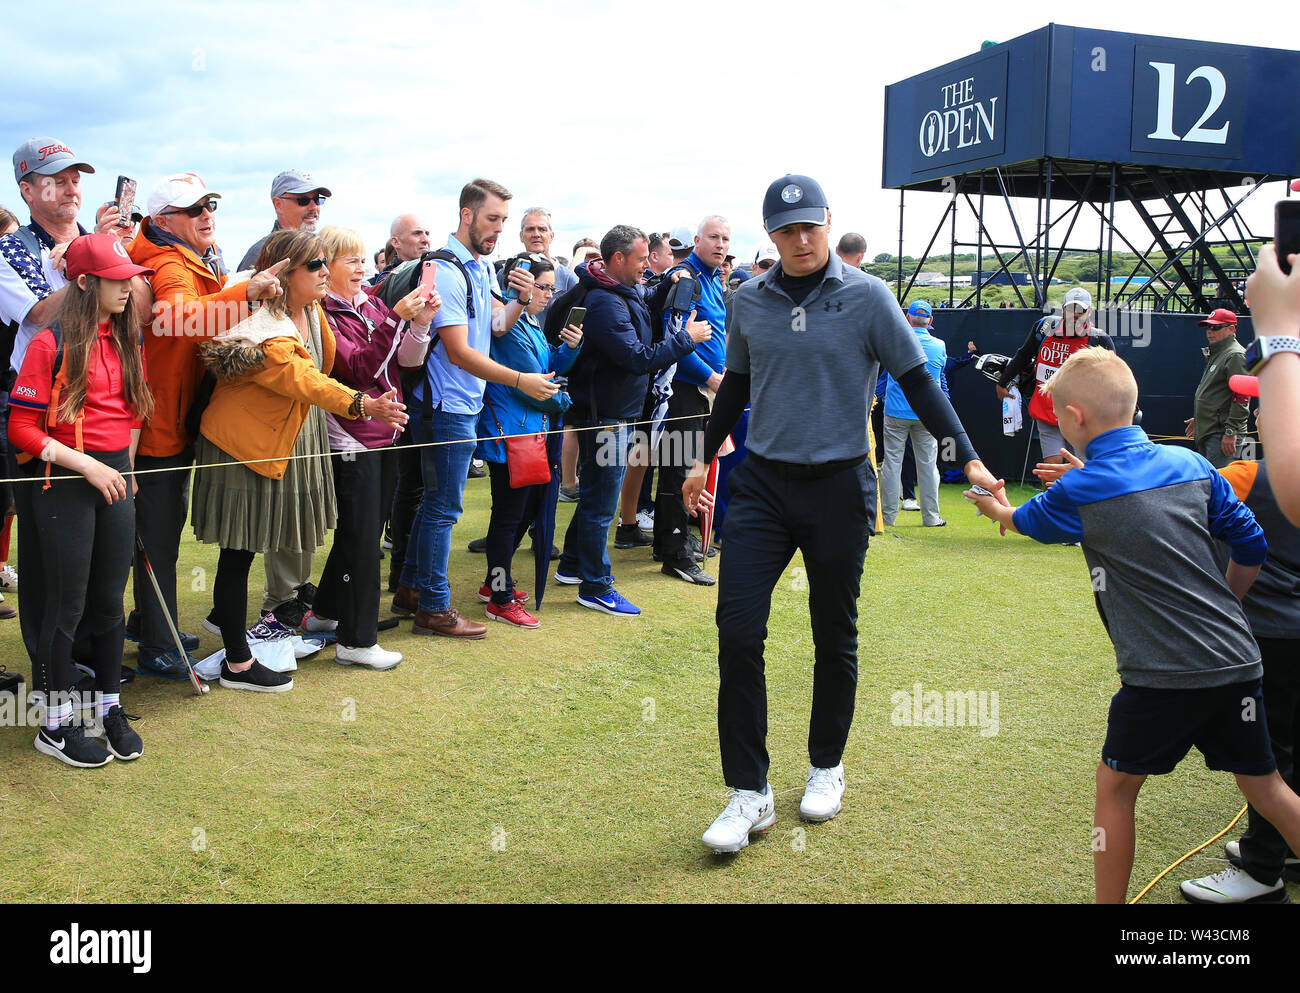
[1244,335,1300,375]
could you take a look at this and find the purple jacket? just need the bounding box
[322,289,406,449]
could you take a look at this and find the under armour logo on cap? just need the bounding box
[781,184,803,203]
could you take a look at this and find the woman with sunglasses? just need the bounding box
[300,226,440,669]
[476,254,583,628]
[191,229,407,692]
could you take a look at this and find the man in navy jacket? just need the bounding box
[556,225,710,616]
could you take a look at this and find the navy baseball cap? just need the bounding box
[907,300,933,317]
[729,269,751,287]
[763,174,829,233]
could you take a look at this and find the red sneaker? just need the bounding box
[485,600,541,629]
[477,585,528,604]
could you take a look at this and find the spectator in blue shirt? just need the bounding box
[392,178,559,640]
[880,300,948,527]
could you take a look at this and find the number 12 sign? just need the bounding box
[1130,45,1245,159]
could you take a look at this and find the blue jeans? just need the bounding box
[559,419,633,598]
[400,408,478,613]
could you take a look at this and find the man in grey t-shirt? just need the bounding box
[684,173,1005,854]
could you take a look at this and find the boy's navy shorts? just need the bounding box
[1102,678,1277,776]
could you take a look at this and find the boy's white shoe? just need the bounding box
[1179,864,1289,904]
[702,786,776,853]
[799,763,845,822]
[901,498,921,511]
[335,644,402,671]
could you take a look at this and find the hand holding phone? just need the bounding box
[418,256,438,299]
[114,176,137,229]
[1275,200,1300,276]
[565,306,586,328]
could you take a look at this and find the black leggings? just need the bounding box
[484,460,544,604]
[30,448,134,697]
[213,547,256,665]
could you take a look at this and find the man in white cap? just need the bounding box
[752,243,779,276]
[125,173,289,676]
[667,225,694,264]
[996,286,1115,465]
[237,169,332,272]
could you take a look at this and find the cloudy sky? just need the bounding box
[4,0,1297,271]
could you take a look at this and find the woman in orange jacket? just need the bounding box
[190,230,407,692]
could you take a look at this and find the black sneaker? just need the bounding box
[662,558,716,586]
[467,462,487,479]
[615,524,653,549]
[270,597,309,629]
[102,705,143,760]
[35,722,112,768]
[219,659,294,693]
[688,533,718,559]
[468,536,487,554]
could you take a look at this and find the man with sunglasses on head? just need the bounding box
[125,174,291,678]
[237,169,331,273]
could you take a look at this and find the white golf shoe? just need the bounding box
[799,763,845,822]
[702,786,776,854]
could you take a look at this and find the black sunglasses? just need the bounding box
[163,199,218,218]
[303,258,328,272]
[280,194,327,207]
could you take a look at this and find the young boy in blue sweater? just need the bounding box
[965,347,1300,903]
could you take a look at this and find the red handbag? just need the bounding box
[485,398,551,488]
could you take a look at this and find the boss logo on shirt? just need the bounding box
[12,385,37,399]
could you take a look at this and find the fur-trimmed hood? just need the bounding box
[199,304,317,382]
[200,337,268,381]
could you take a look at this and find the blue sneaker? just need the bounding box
[553,570,581,586]
[576,589,641,616]
[139,648,199,681]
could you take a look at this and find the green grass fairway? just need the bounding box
[0,481,1287,903]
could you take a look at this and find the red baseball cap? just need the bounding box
[1229,374,1260,397]
[64,233,153,281]
[1198,307,1238,327]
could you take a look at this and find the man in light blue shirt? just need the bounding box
[881,300,949,527]
[394,178,560,639]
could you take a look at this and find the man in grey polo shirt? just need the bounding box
[683,173,1006,854]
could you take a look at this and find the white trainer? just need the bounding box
[901,498,921,511]
[1179,864,1289,904]
[702,786,776,854]
[0,565,17,591]
[301,610,338,633]
[799,763,845,822]
[636,510,654,533]
[335,644,402,671]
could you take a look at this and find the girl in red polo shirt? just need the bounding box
[8,233,154,768]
